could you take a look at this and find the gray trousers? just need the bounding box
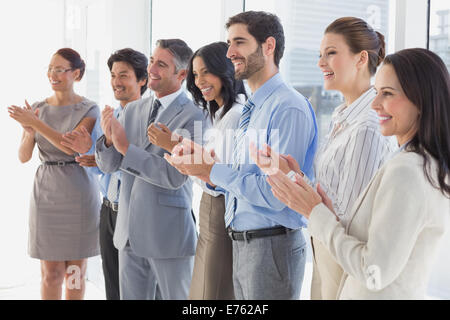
[232,228,307,300]
[118,243,194,300]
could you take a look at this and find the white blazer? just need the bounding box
[309,150,450,299]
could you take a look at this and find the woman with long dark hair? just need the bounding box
[149,41,247,299]
[8,48,100,300]
[263,48,450,299]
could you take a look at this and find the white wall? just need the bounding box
[394,0,428,50]
[0,0,66,288]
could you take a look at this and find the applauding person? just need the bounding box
[60,48,149,300]
[8,48,100,300]
[149,42,247,299]
[261,48,450,299]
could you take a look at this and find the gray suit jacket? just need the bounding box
[96,92,208,259]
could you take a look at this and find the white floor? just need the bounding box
[0,278,105,300]
[0,263,312,300]
[0,225,446,300]
[0,236,313,301]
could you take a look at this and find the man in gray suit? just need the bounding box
[95,39,207,300]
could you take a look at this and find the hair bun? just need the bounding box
[375,31,386,65]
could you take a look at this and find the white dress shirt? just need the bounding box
[156,87,183,112]
[314,87,397,227]
[193,94,245,197]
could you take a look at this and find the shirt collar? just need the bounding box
[214,105,225,121]
[249,73,283,110]
[156,87,183,110]
[211,93,246,123]
[332,87,376,125]
[115,104,126,118]
[117,96,142,115]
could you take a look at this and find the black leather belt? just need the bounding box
[227,226,294,241]
[43,160,77,166]
[103,198,119,212]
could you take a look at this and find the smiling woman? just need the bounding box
[260,48,450,300]
[7,48,101,300]
[372,64,421,146]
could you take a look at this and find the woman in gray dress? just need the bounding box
[8,48,100,300]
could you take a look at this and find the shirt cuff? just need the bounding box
[210,163,235,190]
[205,182,226,195]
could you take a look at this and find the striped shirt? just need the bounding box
[314,87,397,227]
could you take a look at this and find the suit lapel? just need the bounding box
[142,92,186,150]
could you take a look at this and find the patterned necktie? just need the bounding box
[148,99,162,126]
[224,98,255,227]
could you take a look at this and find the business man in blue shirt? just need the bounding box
[61,48,148,300]
[166,11,318,299]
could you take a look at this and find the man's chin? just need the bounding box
[115,94,130,102]
[148,83,160,92]
[234,71,247,81]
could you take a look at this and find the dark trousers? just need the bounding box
[100,201,120,300]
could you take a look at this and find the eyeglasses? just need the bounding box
[47,67,73,75]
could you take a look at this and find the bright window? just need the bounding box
[245,0,393,141]
[429,0,450,71]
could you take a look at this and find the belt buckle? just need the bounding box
[57,161,65,166]
[228,228,235,241]
[112,202,119,211]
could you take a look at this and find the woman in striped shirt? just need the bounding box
[308,17,397,299]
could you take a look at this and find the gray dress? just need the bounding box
[28,98,100,261]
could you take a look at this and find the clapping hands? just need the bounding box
[164,138,217,185]
[148,122,182,152]
[8,100,39,134]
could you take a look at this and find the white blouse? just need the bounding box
[193,94,245,197]
[314,87,397,227]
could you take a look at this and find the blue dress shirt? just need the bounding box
[87,106,122,201]
[209,73,318,231]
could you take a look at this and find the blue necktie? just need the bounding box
[224,98,255,227]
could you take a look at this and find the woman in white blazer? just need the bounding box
[261,48,450,299]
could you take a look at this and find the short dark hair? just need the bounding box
[226,11,285,67]
[326,17,385,76]
[155,39,193,73]
[55,48,85,80]
[384,48,450,198]
[186,42,247,121]
[107,48,149,95]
